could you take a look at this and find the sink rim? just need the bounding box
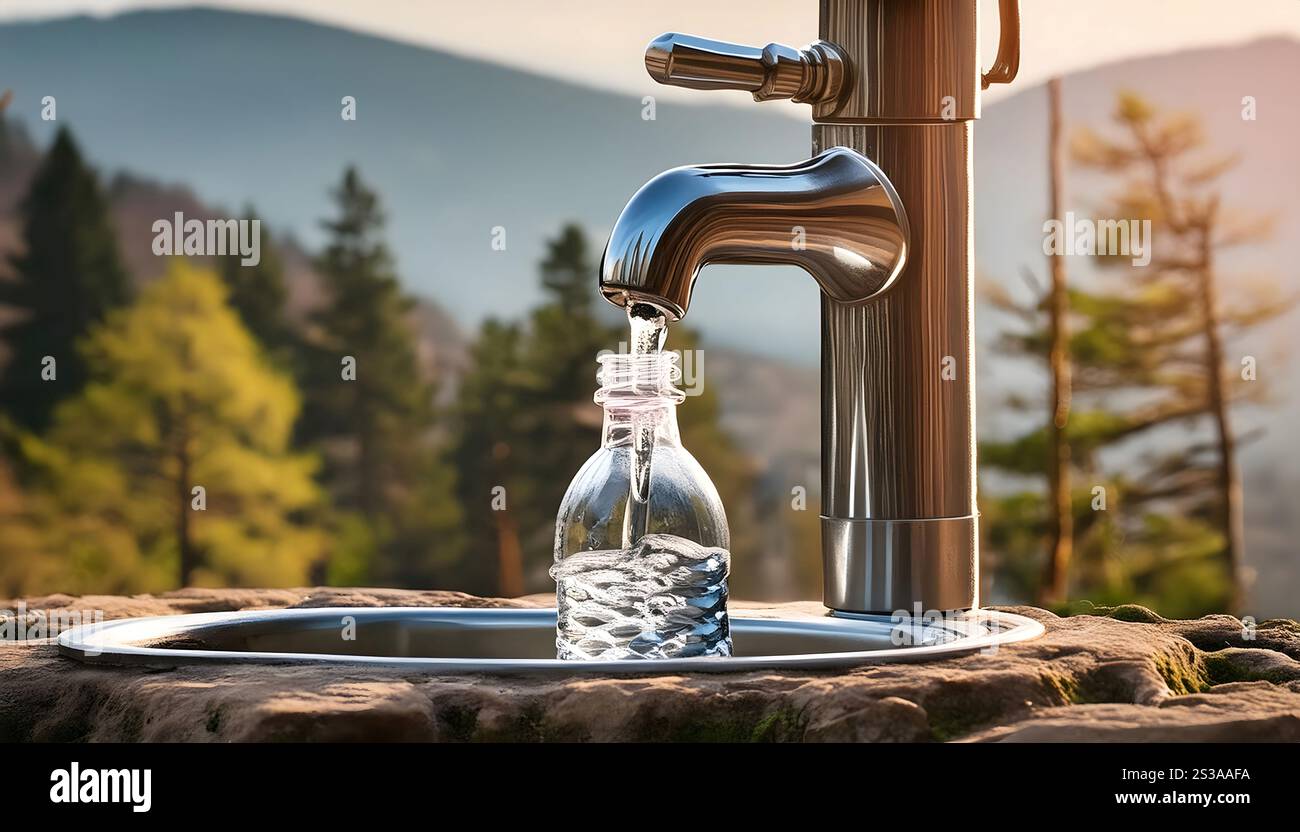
[57,605,1044,674]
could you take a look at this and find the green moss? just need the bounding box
[1202,650,1300,686]
[1153,648,1210,695]
[747,708,803,742]
[926,690,1009,742]
[1203,651,1249,685]
[502,703,548,742]
[1059,599,1101,617]
[1102,604,1166,624]
[692,708,801,742]
[465,702,590,742]
[435,704,480,742]
[631,703,808,743]
[927,709,982,742]
[1073,668,1137,704]
[1256,618,1300,634]
[1041,671,1083,704]
[205,705,223,734]
[1056,602,1167,622]
[432,699,840,743]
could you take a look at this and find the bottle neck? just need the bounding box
[601,405,681,448]
[594,351,684,448]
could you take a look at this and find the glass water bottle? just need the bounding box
[551,350,731,660]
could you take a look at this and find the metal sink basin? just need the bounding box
[58,606,1043,674]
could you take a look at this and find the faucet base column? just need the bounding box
[821,516,977,614]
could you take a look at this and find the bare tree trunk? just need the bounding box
[1039,77,1074,606]
[1195,199,1246,612]
[176,405,197,587]
[355,382,381,521]
[493,509,525,597]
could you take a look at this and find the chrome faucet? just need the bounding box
[600,0,1020,614]
[600,149,908,317]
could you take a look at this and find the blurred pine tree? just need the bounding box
[0,126,130,433]
[216,204,296,362]
[302,167,463,586]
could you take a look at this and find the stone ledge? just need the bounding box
[2,588,1298,742]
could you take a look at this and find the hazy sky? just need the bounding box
[3,0,1299,108]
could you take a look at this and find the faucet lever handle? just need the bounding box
[981,0,1021,89]
[645,33,847,105]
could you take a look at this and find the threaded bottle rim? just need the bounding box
[594,351,686,407]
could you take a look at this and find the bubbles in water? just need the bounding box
[628,301,668,355]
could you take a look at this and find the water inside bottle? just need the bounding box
[552,533,731,659]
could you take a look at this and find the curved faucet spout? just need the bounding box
[599,147,908,320]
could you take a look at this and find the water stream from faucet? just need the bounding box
[622,302,668,547]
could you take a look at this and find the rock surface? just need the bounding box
[3,588,1299,742]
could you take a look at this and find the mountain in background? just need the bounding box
[1,8,1296,614]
